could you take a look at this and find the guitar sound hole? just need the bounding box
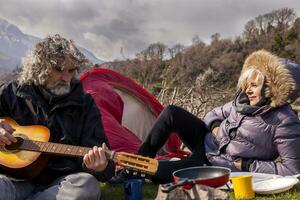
[4,137,24,151]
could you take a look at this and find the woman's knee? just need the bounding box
[163,105,181,116]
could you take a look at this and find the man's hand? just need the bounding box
[0,119,17,146]
[83,143,108,172]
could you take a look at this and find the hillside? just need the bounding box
[111,7,300,116]
[1,8,300,117]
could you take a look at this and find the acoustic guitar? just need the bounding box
[0,117,158,179]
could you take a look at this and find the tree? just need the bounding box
[271,32,285,53]
[272,8,296,31]
[168,44,184,59]
[243,19,259,41]
[211,33,221,43]
[192,35,202,45]
[140,42,167,61]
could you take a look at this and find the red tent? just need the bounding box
[80,68,181,155]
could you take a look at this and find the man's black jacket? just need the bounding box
[0,80,115,183]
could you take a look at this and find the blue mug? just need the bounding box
[123,179,142,200]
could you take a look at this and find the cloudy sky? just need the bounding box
[0,0,300,61]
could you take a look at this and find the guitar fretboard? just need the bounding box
[17,139,157,174]
[20,139,112,158]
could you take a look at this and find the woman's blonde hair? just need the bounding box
[18,34,89,86]
[237,67,265,91]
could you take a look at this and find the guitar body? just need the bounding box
[0,117,50,179]
[0,117,158,179]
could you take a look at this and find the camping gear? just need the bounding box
[253,176,299,195]
[219,172,282,190]
[80,68,182,155]
[161,166,231,193]
[124,179,142,200]
[231,172,281,183]
[220,172,300,195]
[155,184,229,200]
[230,175,255,199]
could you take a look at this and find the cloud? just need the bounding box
[0,0,300,60]
[83,32,126,60]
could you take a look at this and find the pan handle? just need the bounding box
[161,178,194,193]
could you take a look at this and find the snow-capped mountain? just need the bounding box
[0,18,103,73]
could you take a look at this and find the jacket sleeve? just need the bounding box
[203,101,233,130]
[0,83,5,116]
[80,95,115,182]
[249,118,300,176]
[0,82,12,116]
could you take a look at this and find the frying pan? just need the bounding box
[161,166,231,193]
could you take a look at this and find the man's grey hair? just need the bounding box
[237,67,265,91]
[18,34,89,86]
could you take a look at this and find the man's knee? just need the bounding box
[0,174,10,182]
[0,175,14,200]
[0,175,12,189]
[79,173,101,195]
[64,173,101,200]
[30,173,101,200]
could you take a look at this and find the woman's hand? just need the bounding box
[234,159,242,170]
[83,143,108,172]
[0,119,17,146]
[212,127,219,136]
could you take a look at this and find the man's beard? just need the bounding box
[46,81,71,96]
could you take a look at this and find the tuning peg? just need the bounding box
[133,171,138,176]
[125,169,130,174]
[140,173,146,178]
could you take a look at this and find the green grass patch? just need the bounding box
[101,183,158,200]
[101,182,300,200]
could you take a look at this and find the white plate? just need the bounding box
[219,172,282,190]
[253,177,299,195]
[230,172,282,182]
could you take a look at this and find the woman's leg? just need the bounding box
[139,105,208,159]
[138,105,210,183]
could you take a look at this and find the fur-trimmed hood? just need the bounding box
[242,49,300,107]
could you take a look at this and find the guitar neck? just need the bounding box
[18,139,158,175]
[20,139,114,159]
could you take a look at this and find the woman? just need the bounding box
[112,50,300,184]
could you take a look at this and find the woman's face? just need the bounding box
[245,74,263,106]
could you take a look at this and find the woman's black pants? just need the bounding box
[138,105,210,183]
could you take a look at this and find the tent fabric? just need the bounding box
[80,68,181,154]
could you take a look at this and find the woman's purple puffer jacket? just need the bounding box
[203,50,300,176]
[204,101,300,176]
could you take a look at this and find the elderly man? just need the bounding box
[0,34,115,200]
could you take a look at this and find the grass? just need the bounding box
[101,182,300,200]
[101,182,158,200]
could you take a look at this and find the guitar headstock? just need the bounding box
[114,152,158,175]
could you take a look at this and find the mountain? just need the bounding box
[77,46,104,65]
[0,18,103,73]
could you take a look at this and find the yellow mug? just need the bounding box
[231,175,255,199]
